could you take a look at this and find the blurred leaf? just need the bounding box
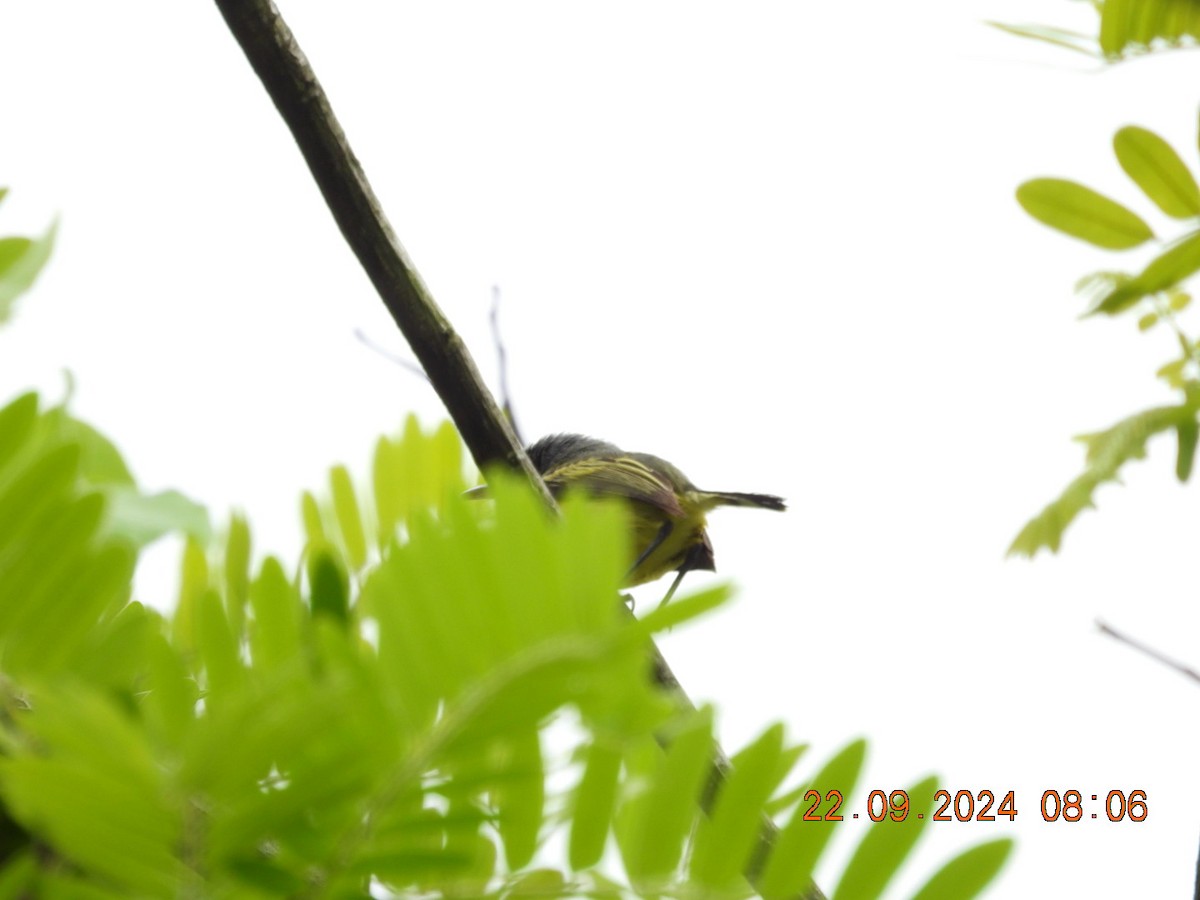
[0,851,37,898]
[1114,126,1200,218]
[0,393,39,474]
[493,730,544,871]
[143,632,196,749]
[373,417,468,534]
[224,857,306,895]
[101,487,210,548]
[198,587,245,707]
[690,723,785,890]
[1137,312,1158,331]
[1156,358,1189,389]
[569,740,621,871]
[300,490,325,543]
[72,601,155,694]
[41,409,133,487]
[1169,289,1192,311]
[1016,178,1153,249]
[1099,0,1200,58]
[1090,230,1200,315]
[617,708,715,885]
[0,218,57,325]
[307,542,349,625]
[224,512,251,633]
[1010,404,1197,556]
[984,21,1098,56]
[578,870,625,900]
[0,687,184,896]
[1176,419,1198,482]
[911,838,1015,900]
[1075,270,1134,312]
[633,583,733,635]
[832,774,938,900]
[372,434,404,545]
[330,464,367,570]
[173,537,209,659]
[759,738,867,900]
[505,868,565,897]
[248,555,303,672]
[763,743,810,816]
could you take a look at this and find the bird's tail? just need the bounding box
[700,491,786,512]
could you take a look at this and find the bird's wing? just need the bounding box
[543,455,685,519]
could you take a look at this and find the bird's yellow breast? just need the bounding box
[624,496,714,587]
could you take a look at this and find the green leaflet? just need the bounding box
[329,464,367,571]
[911,838,1015,900]
[569,740,622,871]
[492,729,544,871]
[832,774,939,900]
[247,555,303,673]
[759,738,867,899]
[1088,230,1200,315]
[0,216,56,326]
[223,512,251,632]
[307,541,350,625]
[616,708,716,886]
[1009,404,1199,556]
[1113,126,1200,219]
[690,723,787,890]
[1016,178,1153,250]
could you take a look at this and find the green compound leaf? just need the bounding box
[1114,126,1200,219]
[1016,178,1153,249]
[1010,404,1198,556]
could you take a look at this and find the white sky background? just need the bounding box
[3,1,1199,896]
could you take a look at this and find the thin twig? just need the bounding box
[489,285,522,443]
[353,328,430,382]
[1096,619,1200,685]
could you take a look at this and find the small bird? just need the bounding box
[525,434,785,604]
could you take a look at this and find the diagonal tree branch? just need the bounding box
[211,0,549,503]
[209,2,818,897]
